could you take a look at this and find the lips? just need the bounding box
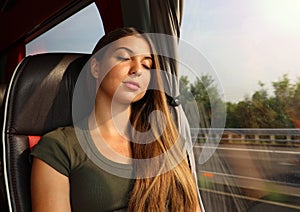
[123,81,140,91]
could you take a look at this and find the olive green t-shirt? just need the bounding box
[31,121,134,212]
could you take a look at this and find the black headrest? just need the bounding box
[4,53,91,135]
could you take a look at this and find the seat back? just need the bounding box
[1,53,91,212]
[0,84,6,108]
[0,84,7,211]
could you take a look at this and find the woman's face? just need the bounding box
[91,35,153,104]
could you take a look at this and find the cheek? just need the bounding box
[98,71,122,94]
[142,72,151,89]
[101,67,126,86]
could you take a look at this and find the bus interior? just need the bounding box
[0,0,299,211]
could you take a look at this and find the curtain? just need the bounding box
[95,0,124,33]
[0,40,25,83]
[147,1,205,211]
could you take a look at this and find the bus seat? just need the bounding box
[0,84,6,109]
[0,84,7,211]
[1,53,91,212]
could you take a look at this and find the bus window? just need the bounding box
[26,3,104,56]
[179,1,300,211]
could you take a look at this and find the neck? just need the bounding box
[91,96,131,138]
[88,98,132,163]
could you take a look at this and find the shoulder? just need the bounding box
[43,126,76,141]
[41,117,89,145]
[35,125,83,156]
[41,125,84,146]
[31,125,80,159]
[31,125,85,176]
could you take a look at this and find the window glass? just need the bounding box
[179,1,300,211]
[26,3,104,55]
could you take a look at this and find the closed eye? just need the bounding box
[143,64,151,70]
[114,48,131,61]
[116,56,130,61]
[142,58,153,70]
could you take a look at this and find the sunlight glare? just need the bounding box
[259,0,300,32]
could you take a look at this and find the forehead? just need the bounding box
[108,35,151,55]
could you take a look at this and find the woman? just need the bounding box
[31,27,201,211]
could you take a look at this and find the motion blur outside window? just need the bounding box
[179,1,300,211]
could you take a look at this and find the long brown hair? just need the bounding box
[92,27,199,211]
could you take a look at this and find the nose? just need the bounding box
[129,59,143,76]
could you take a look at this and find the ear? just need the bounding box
[90,58,100,79]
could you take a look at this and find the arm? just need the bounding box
[31,157,71,212]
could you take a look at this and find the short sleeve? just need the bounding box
[31,128,71,176]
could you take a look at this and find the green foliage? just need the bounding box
[226,74,299,128]
[179,74,225,128]
[180,73,300,128]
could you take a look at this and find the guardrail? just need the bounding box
[190,128,300,144]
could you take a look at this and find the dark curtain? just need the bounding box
[0,40,25,83]
[95,0,124,33]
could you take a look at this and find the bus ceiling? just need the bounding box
[0,0,94,52]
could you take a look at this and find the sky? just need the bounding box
[26,3,105,55]
[180,0,300,102]
[26,1,300,103]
